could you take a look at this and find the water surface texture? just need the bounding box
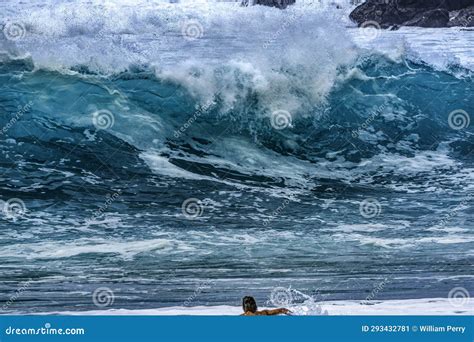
[0,0,473,314]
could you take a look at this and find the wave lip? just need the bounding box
[0,0,355,72]
[0,51,472,194]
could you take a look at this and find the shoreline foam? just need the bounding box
[32,298,473,316]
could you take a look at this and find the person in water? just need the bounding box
[241,296,291,316]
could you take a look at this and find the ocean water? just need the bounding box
[0,0,473,314]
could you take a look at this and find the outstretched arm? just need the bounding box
[257,308,291,316]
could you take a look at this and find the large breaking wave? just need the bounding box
[0,0,473,313]
[0,0,472,194]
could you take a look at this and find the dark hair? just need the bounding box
[242,296,257,313]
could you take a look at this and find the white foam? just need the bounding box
[0,0,361,122]
[35,298,473,316]
[351,27,474,71]
[0,237,182,260]
[357,148,458,175]
[336,232,474,249]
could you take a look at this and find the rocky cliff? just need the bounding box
[349,0,474,28]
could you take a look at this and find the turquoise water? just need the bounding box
[0,0,473,313]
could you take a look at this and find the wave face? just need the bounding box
[0,1,473,313]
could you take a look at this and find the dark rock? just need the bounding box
[349,0,474,28]
[404,8,449,27]
[349,1,418,28]
[396,0,473,10]
[448,6,474,26]
[396,0,447,9]
[444,0,474,11]
[241,0,295,9]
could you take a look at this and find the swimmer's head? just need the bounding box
[242,296,257,313]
